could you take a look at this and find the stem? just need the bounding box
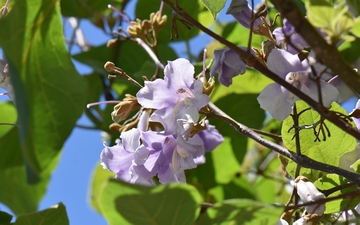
[207,102,360,183]
[269,0,360,95]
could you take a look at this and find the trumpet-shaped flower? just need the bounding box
[257,49,339,121]
[136,58,210,134]
[226,0,262,31]
[100,128,155,185]
[273,19,309,54]
[210,47,253,87]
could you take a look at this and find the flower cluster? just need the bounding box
[210,0,343,121]
[100,58,223,185]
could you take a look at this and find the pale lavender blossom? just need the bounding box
[273,19,309,54]
[226,0,262,31]
[100,128,155,185]
[296,179,326,215]
[198,120,224,152]
[210,47,253,87]
[257,49,339,121]
[136,58,210,135]
[102,58,224,184]
[136,131,207,183]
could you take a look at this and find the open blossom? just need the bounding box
[257,49,339,121]
[210,47,253,87]
[273,19,309,54]
[226,0,262,31]
[136,58,210,135]
[101,58,224,184]
[100,128,155,185]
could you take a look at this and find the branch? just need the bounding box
[161,0,360,141]
[269,0,360,94]
[208,102,360,183]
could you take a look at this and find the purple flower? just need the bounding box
[101,58,225,184]
[210,47,252,87]
[198,120,224,152]
[257,49,339,121]
[136,58,210,134]
[136,131,206,183]
[226,0,262,31]
[273,19,309,54]
[100,128,155,185]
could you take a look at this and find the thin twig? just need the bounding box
[207,102,360,183]
[269,0,360,95]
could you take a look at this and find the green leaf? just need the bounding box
[210,137,242,184]
[208,176,256,202]
[197,199,283,225]
[210,69,272,102]
[99,179,202,225]
[89,163,115,214]
[200,0,226,19]
[14,203,69,225]
[314,174,360,214]
[0,211,12,224]
[339,36,360,63]
[306,0,337,28]
[0,127,61,215]
[306,0,354,39]
[282,101,357,181]
[73,42,177,80]
[253,159,291,204]
[210,93,266,170]
[221,22,265,49]
[351,17,360,37]
[60,0,123,18]
[0,102,17,138]
[0,0,87,181]
[350,159,360,173]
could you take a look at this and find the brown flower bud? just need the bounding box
[104,61,115,72]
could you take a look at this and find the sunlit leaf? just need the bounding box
[60,0,123,18]
[0,128,61,215]
[197,199,283,225]
[282,101,357,181]
[0,0,87,182]
[0,102,17,138]
[14,203,69,225]
[315,174,360,214]
[200,0,226,19]
[89,163,115,214]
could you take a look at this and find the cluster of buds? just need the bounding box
[127,10,167,47]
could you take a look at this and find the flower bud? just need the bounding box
[104,61,115,72]
[111,94,141,123]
